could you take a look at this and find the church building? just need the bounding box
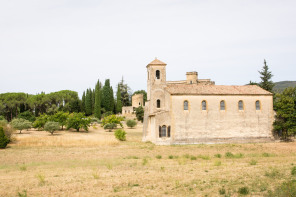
[142,58,274,145]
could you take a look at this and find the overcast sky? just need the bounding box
[1,0,295,97]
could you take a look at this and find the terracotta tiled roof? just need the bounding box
[147,58,166,66]
[165,84,272,95]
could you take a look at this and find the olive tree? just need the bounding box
[44,121,60,135]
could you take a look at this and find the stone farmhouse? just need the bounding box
[121,93,144,115]
[142,58,274,145]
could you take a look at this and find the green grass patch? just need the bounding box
[249,159,257,165]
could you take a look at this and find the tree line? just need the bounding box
[0,78,136,122]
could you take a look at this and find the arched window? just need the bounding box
[160,125,166,137]
[238,100,244,110]
[220,100,225,110]
[139,102,141,106]
[156,70,160,79]
[168,126,171,137]
[184,101,189,110]
[157,99,160,108]
[256,100,261,110]
[202,100,207,110]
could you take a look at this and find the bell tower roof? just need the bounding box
[147,58,167,67]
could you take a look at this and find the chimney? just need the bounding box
[186,72,198,84]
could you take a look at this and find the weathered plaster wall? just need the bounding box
[170,95,274,144]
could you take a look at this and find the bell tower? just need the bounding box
[147,58,167,102]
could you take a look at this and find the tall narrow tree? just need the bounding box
[81,91,86,113]
[116,84,122,114]
[94,80,102,119]
[102,79,113,112]
[259,59,274,92]
[85,89,92,116]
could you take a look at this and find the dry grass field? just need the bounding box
[1,122,296,197]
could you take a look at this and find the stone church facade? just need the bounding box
[142,58,274,145]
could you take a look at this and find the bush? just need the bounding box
[11,118,32,134]
[249,160,257,165]
[104,123,117,132]
[114,129,126,141]
[49,112,69,130]
[33,114,49,130]
[0,115,5,120]
[214,154,222,158]
[126,119,137,128]
[156,155,162,159]
[0,127,9,149]
[66,112,91,132]
[102,115,123,128]
[17,111,36,122]
[0,120,13,142]
[44,121,60,135]
[238,187,249,195]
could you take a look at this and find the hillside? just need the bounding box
[273,81,296,93]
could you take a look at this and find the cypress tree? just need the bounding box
[92,89,95,113]
[85,89,92,116]
[94,80,102,119]
[111,86,115,114]
[81,91,86,113]
[259,59,274,92]
[116,84,122,114]
[102,79,113,112]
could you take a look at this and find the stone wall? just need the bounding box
[169,95,274,144]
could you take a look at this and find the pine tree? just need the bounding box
[118,77,131,106]
[116,84,123,113]
[85,89,92,116]
[94,80,102,119]
[259,59,274,92]
[102,79,113,112]
[81,91,86,112]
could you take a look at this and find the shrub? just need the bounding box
[249,159,257,165]
[156,155,162,159]
[190,156,197,160]
[104,123,117,132]
[126,119,137,128]
[214,161,222,166]
[0,115,4,120]
[49,112,69,130]
[238,187,249,195]
[17,111,36,122]
[225,152,234,158]
[114,129,126,141]
[33,114,49,130]
[267,179,296,197]
[66,112,91,132]
[225,152,244,159]
[214,154,222,158]
[168,155,174,159]
[219,187,226,195]
[291,166,296,176]
[0,120,13,142]
[44,121,60,135]
[102,115,123,128]
[0,127,9,149]
[11,118,32,133]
